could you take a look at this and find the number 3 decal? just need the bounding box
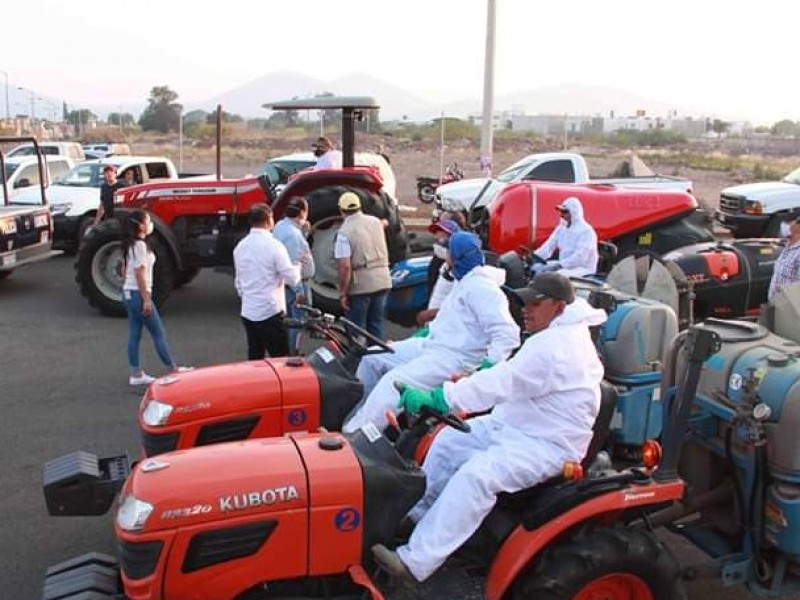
[334,507,361,532]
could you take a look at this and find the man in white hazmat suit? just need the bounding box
[533,196,599,277]
[371,272,606,585]
[342,231,520,434]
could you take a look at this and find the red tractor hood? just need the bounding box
[138,358,323,451]
[141,360,286,426]
[488,181,700,254]
[118,432,363,537]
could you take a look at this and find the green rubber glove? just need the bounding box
[398,385,449,415]
[477,357,495,371]
[411,324,430,338]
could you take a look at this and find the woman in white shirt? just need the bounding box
[122,210,188,385]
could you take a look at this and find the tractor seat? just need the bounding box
[495,381,618,513]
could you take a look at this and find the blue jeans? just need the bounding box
[346,289,389,340]
[285,282,311,355]
[124,290,176,374]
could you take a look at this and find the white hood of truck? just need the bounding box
[723,181,800,200]
[437,178,504,211]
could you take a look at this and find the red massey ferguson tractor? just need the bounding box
[75,98,410,317]
[42,326,722,600]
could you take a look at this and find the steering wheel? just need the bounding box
[339,316,395,354]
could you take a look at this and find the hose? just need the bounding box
[725,426,746,551]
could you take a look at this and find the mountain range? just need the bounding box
[76,70,709,123]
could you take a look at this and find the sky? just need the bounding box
[1,0,797,124]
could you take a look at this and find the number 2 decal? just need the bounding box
[334,507,361,532]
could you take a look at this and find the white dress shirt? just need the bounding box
[233,228,301,321]
[314,150,343,170]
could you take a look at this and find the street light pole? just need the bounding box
[479,0,497,177]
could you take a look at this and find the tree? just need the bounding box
[710,118,730,139]
[771,119,800,137]
[108,112,136,127]
[205,110,244,124]
[138,86,182,133]
[66,108,96,135]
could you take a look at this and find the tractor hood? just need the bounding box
[436,178,503,212]
[140,357,320,430]
[119,437,309,533]
[118,433,364,536]
[141,361,285,426]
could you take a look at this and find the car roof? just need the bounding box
[4,155,72,165]
[82,156,171,167]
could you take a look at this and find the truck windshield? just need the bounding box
[496,159,536,183]
[55,163,105,187]
[2,163,19,181]
[784,167,800,185]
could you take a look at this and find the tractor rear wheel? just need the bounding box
[513,526,685,600]
[76,221,176,317]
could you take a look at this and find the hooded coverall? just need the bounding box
[396,297,606,581]
[535,196,599,277]
[342,263,520,433]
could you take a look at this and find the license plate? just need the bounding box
[0,220,16,235]
[2,253,16,267]
[34,214,49,228]
[41,231,49,243]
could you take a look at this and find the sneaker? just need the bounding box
[129,373,157,386]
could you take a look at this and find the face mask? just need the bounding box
[781,221,792,238]
[433,243,448,260]
[146,221,154,236]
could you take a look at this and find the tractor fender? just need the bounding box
[484,478,684,600]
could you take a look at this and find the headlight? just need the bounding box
[142,400,173,427]
[50,203,72,215]
[117,494,154,532]
[743,200,763,215]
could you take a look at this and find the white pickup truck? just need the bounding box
[715,166,800,238]
[435,151,693,213]
[13,156,182,248]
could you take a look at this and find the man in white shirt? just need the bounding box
[233,204,301,359]
[312,136,343,170]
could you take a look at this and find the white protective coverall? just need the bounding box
[343,265,520,433]
[534,196,599,278]
[396,297,606,582]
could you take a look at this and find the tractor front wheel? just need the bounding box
[513,526,685,600]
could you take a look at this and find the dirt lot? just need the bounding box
[131,134,749,216]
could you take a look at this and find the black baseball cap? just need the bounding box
[511,272,575,304]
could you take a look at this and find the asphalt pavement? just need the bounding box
[0,256,794,600]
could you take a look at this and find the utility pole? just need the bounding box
[479,0,497,177]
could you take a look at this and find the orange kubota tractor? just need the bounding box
[42,325,721,600]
